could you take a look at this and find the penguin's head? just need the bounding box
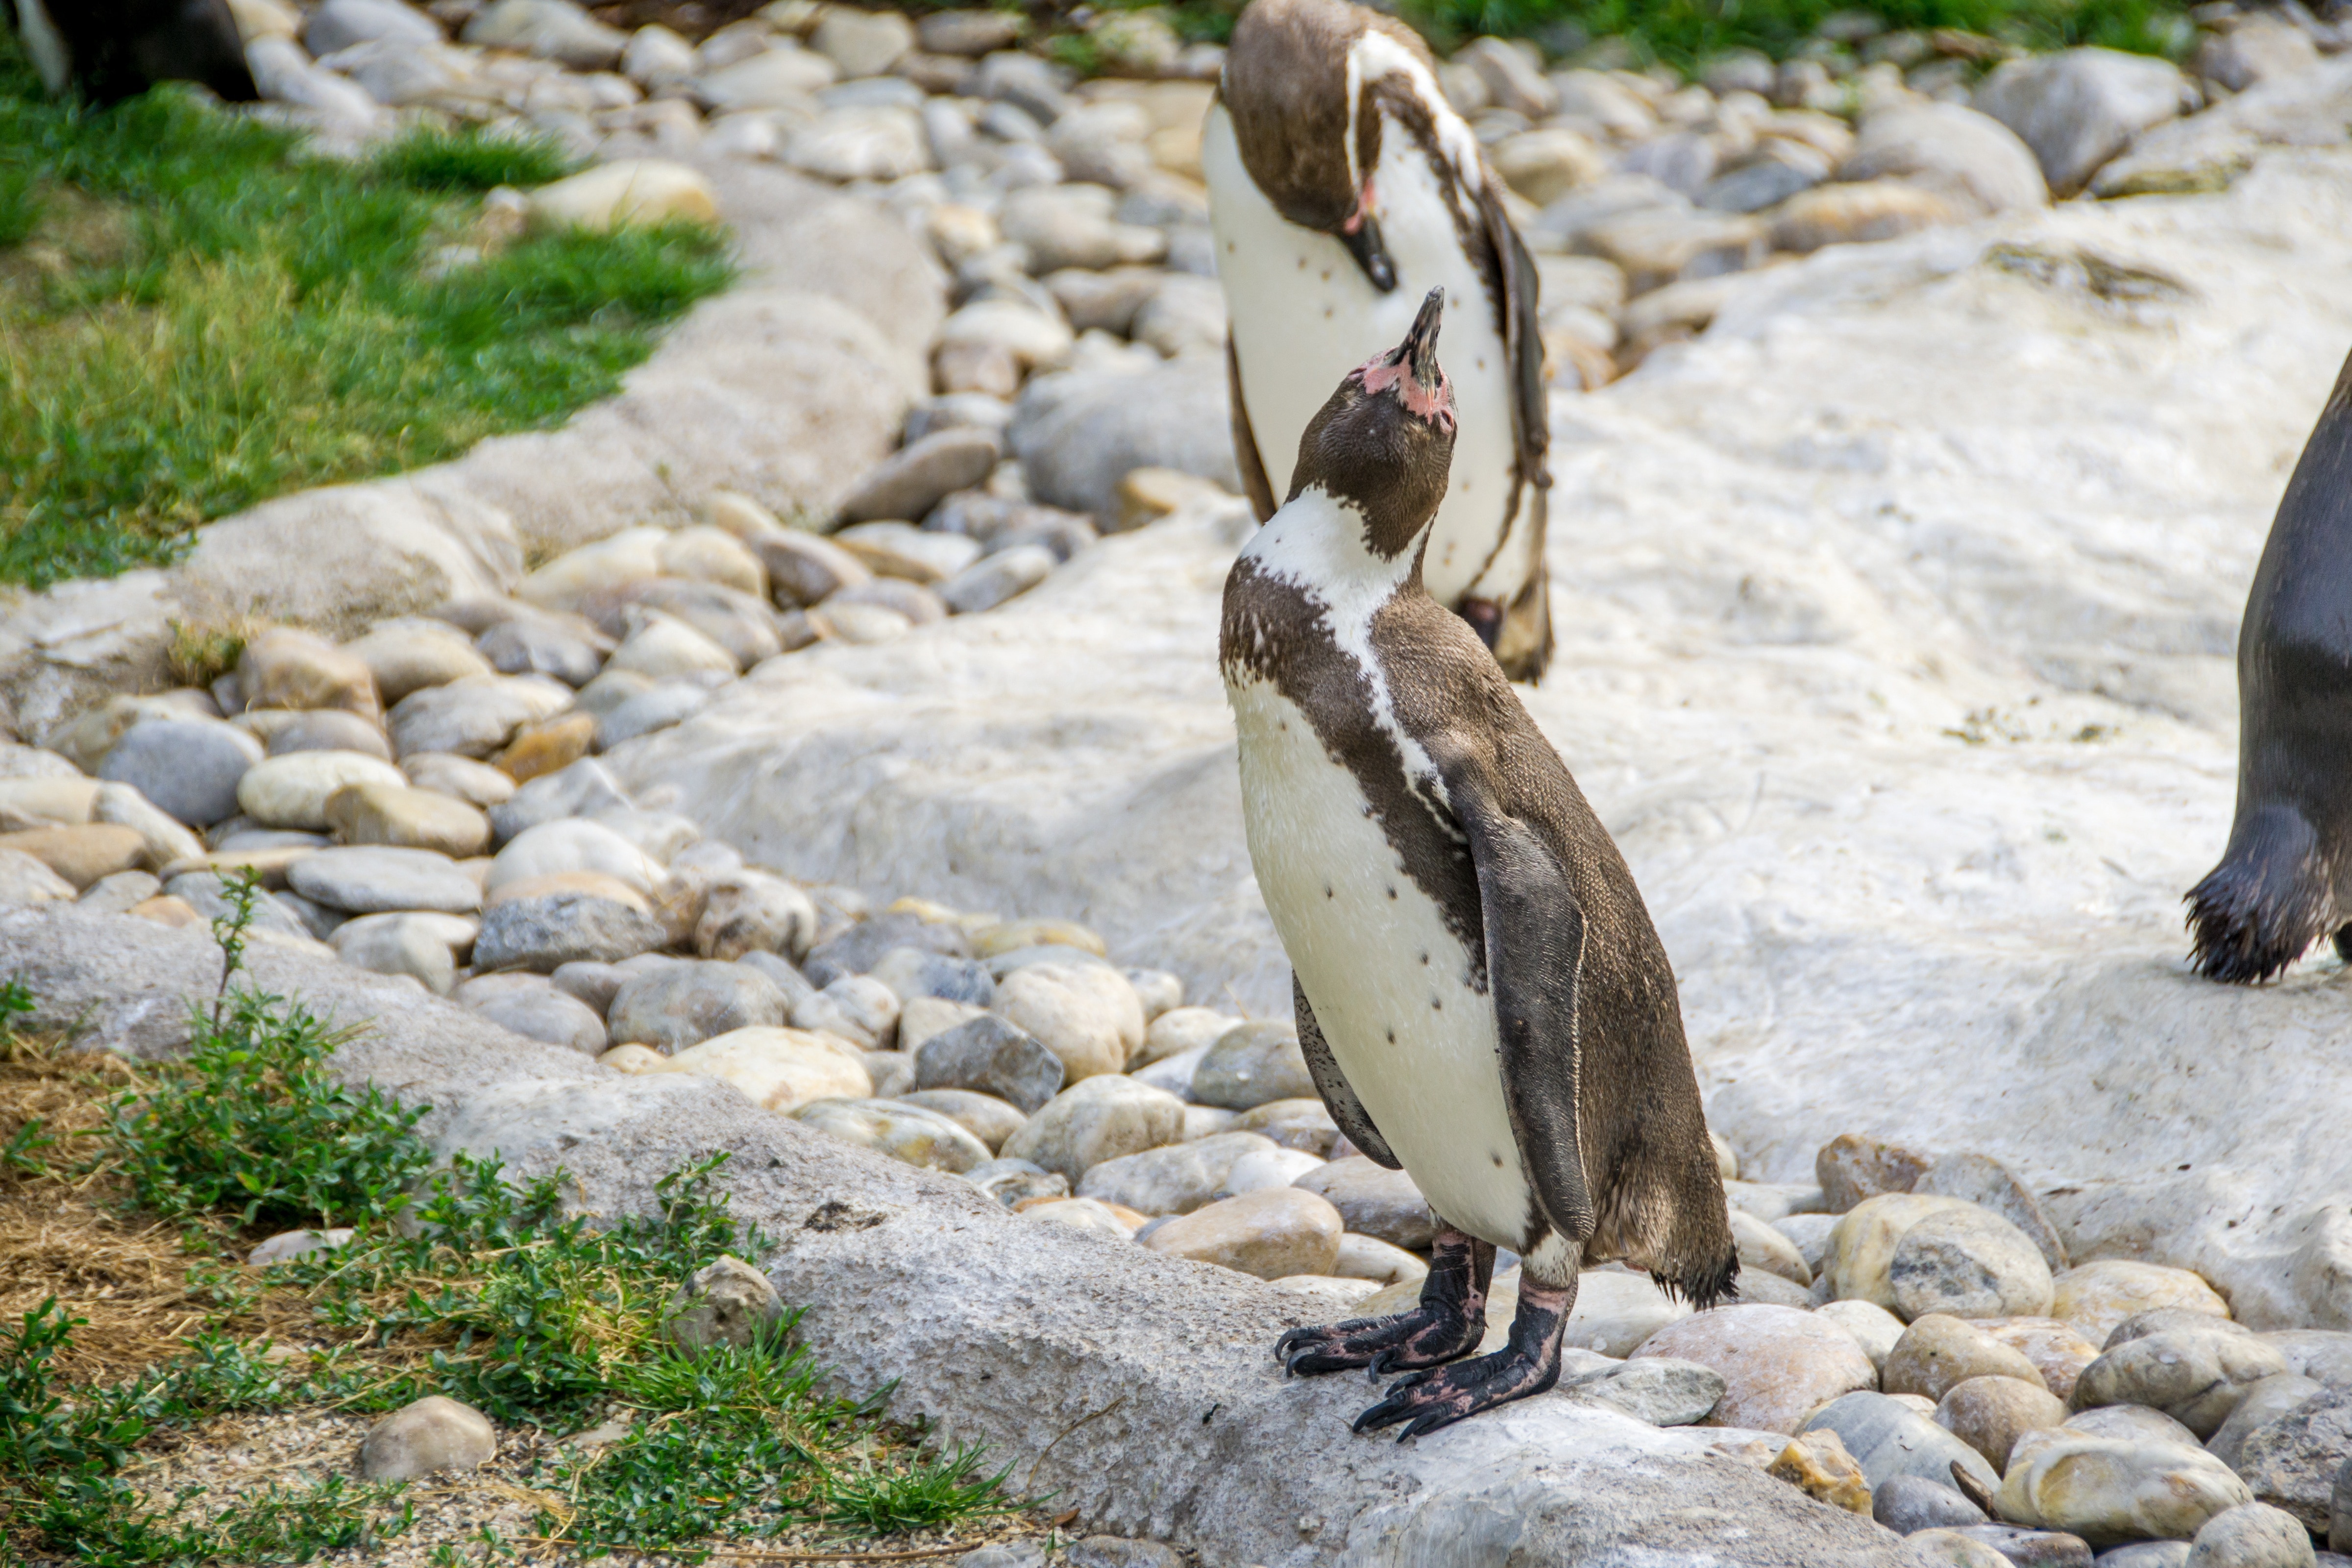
[1286,289,1457,560]
[1221,0,1409,293]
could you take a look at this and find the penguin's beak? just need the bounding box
[1401,288,1445,392]
[1341,214,1397,293]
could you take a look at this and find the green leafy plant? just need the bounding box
[0,935,1020,1563]
[105,985,431,1229]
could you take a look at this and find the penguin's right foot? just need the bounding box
[1274,1229,1492,1377]
[1349,1277,1574,1441]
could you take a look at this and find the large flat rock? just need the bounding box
[611,148,2352,1329]
[0,906,1910,1567]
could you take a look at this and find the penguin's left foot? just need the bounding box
[1274,1228,1493,1376]
[1350,1277,1573,1441]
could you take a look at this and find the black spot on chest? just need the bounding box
[1221,557,1487,982]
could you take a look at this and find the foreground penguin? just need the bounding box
[1205,0,1553,682]
[9,0,258,105]
[2188,345,2352,983]
[1222,291,1734,1436]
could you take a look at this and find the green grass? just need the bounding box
[1407,0,2191,65]
[0,900,1017,1565]
[0,36,732,591]
[1130,0,2189,69]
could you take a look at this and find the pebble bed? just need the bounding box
[12,0,2352,1560]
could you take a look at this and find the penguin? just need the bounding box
[2188,343,2352,983]
[1222,290,1735,1437]
[1205,0,1554,683]
[9,0,259,106]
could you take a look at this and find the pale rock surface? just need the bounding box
[657,1027,870,1112]
[1803,1390,2000,1492]
[97,719,260,828]
[914,1013,1064,1111]
[2236,1388,2352,1532]
[1886,1315,2049,1401]
[1292,1156,1436,1250]
[1819,1298,1907,1372]
[597,149,2352,1339]
[1215,1146,1323,1199]
[896,1089,1025,1152]
[490,819,664,897]
[797,1098,992,1173]
[467,982,608,1054]
[1972,48,2189,196]
[1000,1073,1183,1184]
[1825,1192,1974,1311]
[1892,1205,2057,1321]
[608,960,787,1050]
[1838,101,2050,215]
[331,912,464,993]
[1234,1098,1341,1157]
[666,1255,784,1350]
[1142,1187,1343,1280]
[1078,1132,1276,1216]
[2185,1503,2315,1568]
[991,961,1140,1081]
[93,784,204,870]
[1915,1153,2071,1274]
[1190,1020,1312,1110]
[237,751,407,831]
[2051,1262,2230,1348]
[2206,1372,2324,1470]
[1936,1374,2068,1471]
[290,846,481,915]
[1633,1303,1876,1432]
[2071,1324,2287,1437]
[357,1396,496,1482]
[1997,1435,2252,1546]
[1981,1317,2104,1403]
[1817,1133,1935,1213]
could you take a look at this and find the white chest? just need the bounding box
[1224,670,1535,1250]
[1204,104,1533,607]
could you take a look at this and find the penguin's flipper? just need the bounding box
[1477,179,1550,499]
[1455,796,1596,1250]
[1294,974,1400,1170]
[1228,332,1280,523]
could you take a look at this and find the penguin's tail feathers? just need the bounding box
[1652,1249,1740,1314]
[2187,804,2335,984]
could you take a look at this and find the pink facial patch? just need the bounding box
[1359,356,1454,428]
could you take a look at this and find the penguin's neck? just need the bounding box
[1242,484,1430,653]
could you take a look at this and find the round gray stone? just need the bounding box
[287,846,482,915]
[1190,1020,1315,1111]
[607,961,789,1051]
[1891,1203,2056,1321]
[1874,1473,1989,1534]
[468,983,609,1054]
[98,719,261,828]
[2186,1503,2316,1568]
[266,709,393,761]
[914,1013,1065,1114]
[471,891,665,973]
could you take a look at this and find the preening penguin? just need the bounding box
[1205,0,1554,682]
[1221,291,1734,1437]
[8,0,259,106]
[2188,344,2352,983]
